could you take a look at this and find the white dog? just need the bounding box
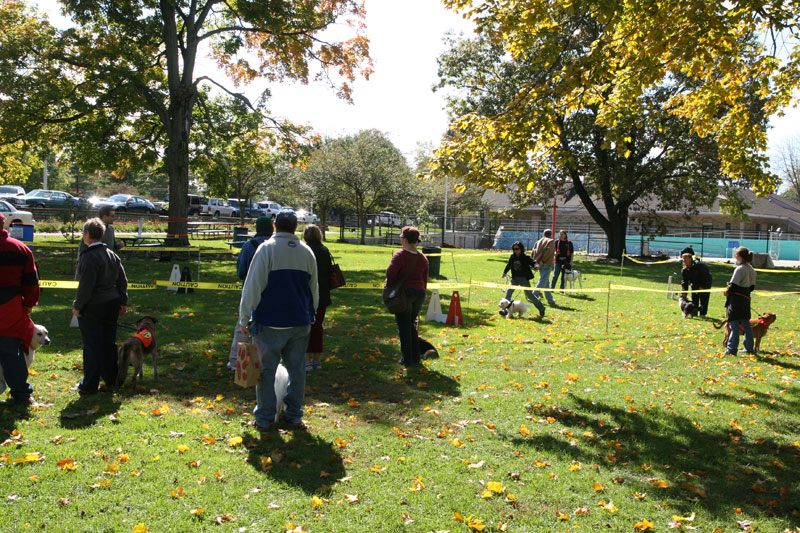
[498,298,532,319]
[0,324,50,396]
[272,363,289,423]
[564,269,582,290]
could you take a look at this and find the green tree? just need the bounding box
[440,0,799,195]
[432,16,769,258]
[0,0,370,244]
[303,130,411,244]
[194,97,287,226]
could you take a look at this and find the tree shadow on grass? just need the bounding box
[245,429,346,494]
[500,393,800,523]
[59,395,122,429]
[755,352,800,372]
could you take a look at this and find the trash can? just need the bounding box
[422,246,441,278]
[233,226,249,242]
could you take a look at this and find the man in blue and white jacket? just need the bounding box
[239,209,318,431]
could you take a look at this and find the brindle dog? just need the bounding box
[117,316,158,389]
[714,312,777,353]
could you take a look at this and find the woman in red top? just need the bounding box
[385,227,429,367]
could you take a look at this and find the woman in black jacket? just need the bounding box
[303,226,332,371]
[502,241,545,317]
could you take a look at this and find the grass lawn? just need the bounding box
[1,239,799,532]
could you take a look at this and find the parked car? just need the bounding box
[0,200,35,225]
[295,209,319,224]
[23,189,82,209]
[204,198,236,218]
[95,194,156,213]
[0,185,26,207]
[372,211,402,227]
[257,201,282,219]
[152,200,168,214]
[229,199,265,218]
[163,194,207,216]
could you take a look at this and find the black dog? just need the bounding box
[419,338,439,359]
[679,296,698,319]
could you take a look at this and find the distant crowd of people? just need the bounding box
[1,209,759,419]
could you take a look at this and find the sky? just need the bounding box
[33,0,799,170]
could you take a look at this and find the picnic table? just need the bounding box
[188,221,236,240]
[118,235,166,247]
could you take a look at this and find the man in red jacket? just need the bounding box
[0,212,40,406]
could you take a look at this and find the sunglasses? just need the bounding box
[512,247,520,251]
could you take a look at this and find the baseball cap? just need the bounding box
[401,226,420,243]
[255,216,274,236]
[275,209,297,224]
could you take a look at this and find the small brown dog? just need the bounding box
[715,312,777,353]
[117,316,159,388]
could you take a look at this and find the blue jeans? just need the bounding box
[252,323,311,428]
[535,264,556,303]
[727,319,754,355]
[0,336,32,401]
[394,288,427,367]
[505,277,545,315]
[551,261,570,290]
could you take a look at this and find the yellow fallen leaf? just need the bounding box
[57,458,78,471]
[170,487,185,499]
[227,436,242,447]
[133,524,149,533]
[593,482,605,492]
[344,493,359,504]
[633,519,654,530]
[519,425,532,436]
[177,444,189,453]
[311,496,323,508]
[486,481,504,493]
[189,507,204,515]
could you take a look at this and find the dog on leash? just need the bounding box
[679,296,698,319]
[117,316,159,389]
[564,269,582,290]
[0,324,50,396]
[498,298,532,318]
[714,312,777,353]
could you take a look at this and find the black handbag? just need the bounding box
[382,254,420,314]
[329,253,345,289]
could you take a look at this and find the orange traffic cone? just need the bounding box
[445,291,464,326]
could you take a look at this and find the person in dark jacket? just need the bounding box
[72,218,128,395]
[502,241,545,317]
[228,216,274,370]
[551,230,574,293]
[385,226,429,368]
[724,246,757,355]
[303,225,332,372]
[0,212,40,406]
[681,252,713,317]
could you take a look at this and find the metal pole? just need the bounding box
[605,282,611,334]
[442,174,448,247]
[701,225,705,258]
[551,199,557,236]
[43,159,48,189]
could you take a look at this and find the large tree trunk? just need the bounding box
[606,209,629,260]
[165,131,189,246]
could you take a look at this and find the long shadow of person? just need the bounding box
[0,403,35,439]
[59,395,122,429]
[246,429,346,494]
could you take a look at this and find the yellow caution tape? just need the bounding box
[714,262,800,273]
[622,253,677,265]
[39,280,156,290]
[155,280,242,290]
